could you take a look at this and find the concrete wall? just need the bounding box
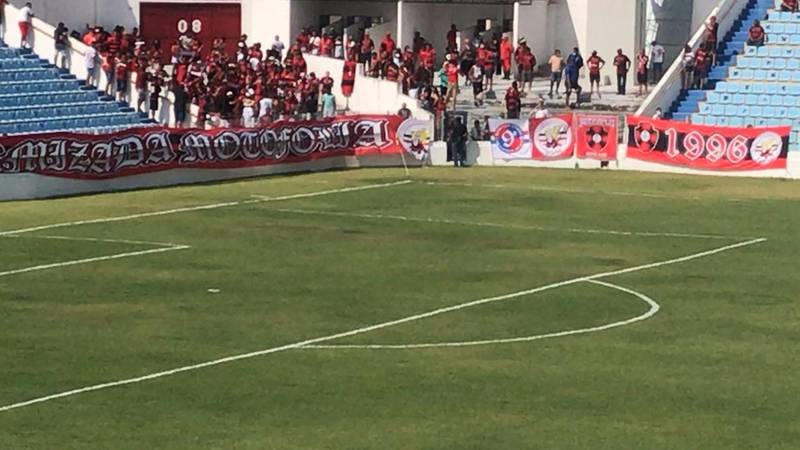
[429,142,800,180]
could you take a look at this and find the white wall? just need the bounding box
[429,142,800,180]
[692,0,723,31]
[303,54,430,119]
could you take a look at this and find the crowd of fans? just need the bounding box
[39,0,784,128]
[68,25,342,128]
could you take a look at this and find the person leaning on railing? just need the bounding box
[680,44,695,91]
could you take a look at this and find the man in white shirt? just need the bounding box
[84,43,97,87]
[649,40,666,83]
[19,2,33,48]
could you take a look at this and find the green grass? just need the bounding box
[0,167,799,449]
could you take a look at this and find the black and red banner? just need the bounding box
[0,115,428,180]
[627,115,790,171]
[576,115,618,161]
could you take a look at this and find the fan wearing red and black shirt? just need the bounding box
[320,71,334,95]
[748,19,766,46]
[586,51,605,99]
[446,24,457,52]
[505,81,521,119]
[612,49,631,95]
[782,0,798,11]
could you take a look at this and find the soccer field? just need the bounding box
[1,167,798,449]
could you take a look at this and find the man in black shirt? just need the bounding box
[449,117,468,167]
[54,22,69,69]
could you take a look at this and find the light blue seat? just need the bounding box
[758,47,769,57]
[744,117,756,126]
[786,23,798,34]
[751,105,763,117]
[774,23,785,33]
[700,103,713,114]
[746,46,757,56]
[712,104,725,115]
[763,106,776,117]
[705,116,717,125]
[763,58,774,69]
[744,69,756,79]
[725,104,738,116]
[791,34,800,44]
[790,107,800,117]
[730,68,741,79]
[738,105,750,116]
[753,83,767,94]
[730,117,744,127]
[718,116,730,126]
[770,47,782,58]
[782,47,795,58]
[776,106,788,118]
[784,96,796,107]
[756,118,768,126]
[746,93,759,104]
[758,94,771,105]
[775,59,787,69]
[692,114,704,125]
[707,91,721,103]
[780,70,792,82]
[792,71,800,82]
[720,93,733,103]
[733,93,745,104]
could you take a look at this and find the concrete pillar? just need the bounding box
[397,1,404,46]
[513,1,520,47]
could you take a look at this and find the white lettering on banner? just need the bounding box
[0,118,396,178]
[0,131,174,176]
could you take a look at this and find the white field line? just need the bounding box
[266,207,745,241]
[423,181,771,203]
[0,245,191,278]
[0,180,412,237]
[302,279,660,349]
[0,234,184,248]
[0,237,765,413]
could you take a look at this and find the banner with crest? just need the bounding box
[626,115,789,171]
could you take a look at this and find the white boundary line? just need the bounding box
[422,181,783,203]
[0,180,412,237]
[0,237,766,413]
[0,246,191,278]
[266,207,745,241]
[1,234,185,248]
[302,279,660,349]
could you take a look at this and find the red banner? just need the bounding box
[529,114,574,161]
[626,116,789,171]
[0,115,415,180]
[576,114,618,161]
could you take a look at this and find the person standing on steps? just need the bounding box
[613,49,631,95]
[548,49,564,99]
[649,40,665,82]
[636,48,649,97]
[505,81,522,119]
[587,50,605,100]
[18,2,33,49]
[564,47,583,107]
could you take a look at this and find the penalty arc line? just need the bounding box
[0,237,766,413]
[0,180,413,237]
[302,279,660,349]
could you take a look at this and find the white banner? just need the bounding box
[489,119,532,160]
[397,118,433,161]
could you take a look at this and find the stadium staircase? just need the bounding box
[0,42,151,136]
[669,0,800,151]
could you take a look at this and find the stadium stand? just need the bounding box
[0,42,150,135]
[670,0,800,151]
